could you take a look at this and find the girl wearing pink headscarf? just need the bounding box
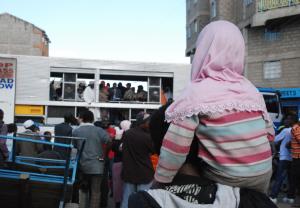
[154,21,274,193]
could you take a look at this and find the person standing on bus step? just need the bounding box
[269,114,298,204]
[16,120,43,157]
[73,110,111,208]
[154,21,274,194]
[121,112,154,208]
[54,113,76,159]
[0,109,9,165]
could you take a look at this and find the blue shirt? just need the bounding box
[275,128,292,161]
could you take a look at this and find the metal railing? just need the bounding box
[258,0,300,12]
[0,134,86,208]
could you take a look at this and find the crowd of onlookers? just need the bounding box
[1,106,300,207]
[50,80,173,104]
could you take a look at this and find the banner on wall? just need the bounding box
[0,58,16,123]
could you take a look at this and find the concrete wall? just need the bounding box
[214,0,235,22]
[0,13,49,56]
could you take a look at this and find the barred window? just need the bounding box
[263,61,281,79]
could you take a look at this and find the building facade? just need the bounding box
[0,13,50,56]
[186,0,300,89]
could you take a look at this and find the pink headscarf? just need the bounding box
[166,21,270,123]
[120,120,131,132]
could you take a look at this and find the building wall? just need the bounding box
[0,13,49,56]
[214,0,235,22]
[186,0,210,56]
[247,20,300,88]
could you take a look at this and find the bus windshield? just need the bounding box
[263,94,279,114]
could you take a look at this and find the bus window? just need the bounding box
[263,94,279,114]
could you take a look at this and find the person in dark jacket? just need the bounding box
[16,120,43,157]
[121,112,154,208]
[54,113,77,159]
[109,83,122,101]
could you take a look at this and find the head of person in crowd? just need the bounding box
[107,125,116,139]
[120,120,131,131]
[131,87,135,93]
[101,80,105,86]
[112,82,117,88]
[283,114,298,127]
[137,85,144,93]
[43,131,52,142]
[64,113,78,126]
[126,83,131,90]
[107,83,110,88]
[118,82,123,88]
[115,120,132,140]
[78,82,85,93]
[0,109,4,122]
[79,110,94,124]
[100,83,105,91]
[23,120,39,132]
[135,112,150,130]
[94,119,110,130]
[88,81,94,89]
[7,123,17,134]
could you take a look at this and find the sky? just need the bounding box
[0,0,189,63]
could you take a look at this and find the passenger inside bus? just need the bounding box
[49,74,173,104]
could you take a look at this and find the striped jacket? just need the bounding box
[291,123,300,159]
[155,111,274,183]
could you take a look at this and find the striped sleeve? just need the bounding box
[154,116,198,183]
[266,119,275,142]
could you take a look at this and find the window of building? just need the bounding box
[263,61,281,79]
[50,72,94,102]
[210,0,217,18]
[187,25,191,39]
[243,0,253,6]
[264,28,280,41]
[187,0,191,10]
[194,20,198,33]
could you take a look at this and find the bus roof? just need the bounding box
[257,87,278,93]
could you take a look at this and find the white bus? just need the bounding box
[0,54,190,129]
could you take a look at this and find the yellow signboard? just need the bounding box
[15,105,44,116]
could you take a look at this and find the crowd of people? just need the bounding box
[1,20,300,208]
[50,79,173,104]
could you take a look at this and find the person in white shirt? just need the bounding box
[83,81,100,120]
[83,81,95,104]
